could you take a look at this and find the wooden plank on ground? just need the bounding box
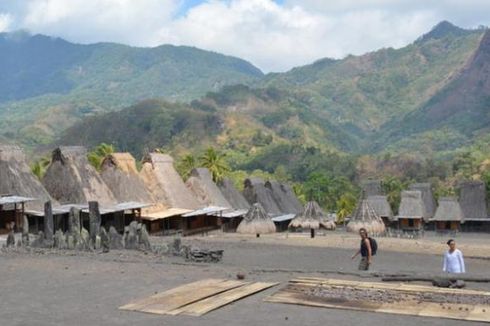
[266,279,490,323]
[139,280,247,315]
[170,282,279,316]
[119,278,225,311]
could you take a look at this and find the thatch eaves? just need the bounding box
[409,183,436,218]
[347,199,385,234]
[217,178,250,210]
[265,180,303,214]
[42,146,117,205]
[139,153,201,210]
[100,153,152,204]
[367,195,393,220]
[458,180,488,220]
[289,201,331,229]
[397,190,426,219]
[243,178,282,216]
[432,197,464,222]
[186,168,231,208]
[0,145,55,210]
[236,203,276,234]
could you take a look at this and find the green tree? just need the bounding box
[381,176,408,214]
[30,156,51,180]
[177,154,197,180]
[336,193,357,224]
[199,147,230,182]
[87,143,115,171]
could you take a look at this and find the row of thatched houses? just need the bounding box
[1,145,328,237]
[356,180,490,234]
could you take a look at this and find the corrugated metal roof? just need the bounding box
[182,206,228,217]
[221,209,249,218]
[271,214,296,222]
[0,196,37,205]
[142,208,193,221]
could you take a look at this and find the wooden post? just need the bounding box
[44,201,54,241]
[256,233,260,238]
[89,201,101,244]
[310,228,315,238]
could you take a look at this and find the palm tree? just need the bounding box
[177,154,197,180]
[199,147,230,182]
[87,143,115,171]
[336,193,356,224]
[31,156,51,180]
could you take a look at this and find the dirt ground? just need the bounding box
[2,232,490,326]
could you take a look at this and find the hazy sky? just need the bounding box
[0,0,488,72]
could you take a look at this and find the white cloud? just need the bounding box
[0,13,13,32]
[1,0,490,72]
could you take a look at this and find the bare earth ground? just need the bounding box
[2,231,490,326]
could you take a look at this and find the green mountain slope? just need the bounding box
[0,31,263,146]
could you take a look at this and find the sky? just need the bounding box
[0,0,489,72]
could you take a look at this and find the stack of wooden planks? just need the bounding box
[120,278,277,316]
[265,277,490,323]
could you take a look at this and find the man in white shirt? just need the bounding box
[443,239,465,273]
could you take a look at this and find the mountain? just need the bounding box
[0,31,263,146]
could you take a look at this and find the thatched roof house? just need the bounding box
[347,199,386,234]
[432,197,464,222]
[367,195,393,221]
[289,201,333,230]
[139,153,200,210]
[243,178,282,216]
[217,178,250,210]
[397,190,427,220]
[186,168,231,208]
[236,203,276,234]
[265,180,303,214]
[458,181,488,220]
[409,183,436,218]
[0,145,54,210]
[361,180,382,197]
[100,153,152,204]
[42,147,116,205]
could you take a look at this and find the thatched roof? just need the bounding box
[100,153,152,203]
[347,199,386,234]
[367,195,393,220]
[458,180,488,220]
[409,183,436,217]
[217,178,250,210]
[139,153,201,210]
[243,178,282,216]
[185,168,231,208]
[432,197,464,222]
[265,180,303,214]
[397,190,426,219]
[361,180,382,197]
[0,145,55,210]
[236,203,276,234]
[42,146,116,205]
[289,201,330,229]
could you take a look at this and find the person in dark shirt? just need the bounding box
[351,228,372,270]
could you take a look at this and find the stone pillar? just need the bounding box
[89,201,101,246]
[68,207,81,235]
[44,201,54,242]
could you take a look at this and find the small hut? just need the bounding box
[237,203,276,235]
[458,181,490,232]
[100,153,152,204]
[409,183,436,219]
[347,199,386,235]
[367,195,394,227]
[243,178,282,216]
[432,197,464,232]
[42,147,117,206]
[361,180,383,197]
[289,201,335,230]
[265,180,303,214]
[396,190,426,232]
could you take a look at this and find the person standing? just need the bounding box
[352,228,373,271]
[443,239,465,273]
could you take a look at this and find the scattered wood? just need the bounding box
[382,276,490,283]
